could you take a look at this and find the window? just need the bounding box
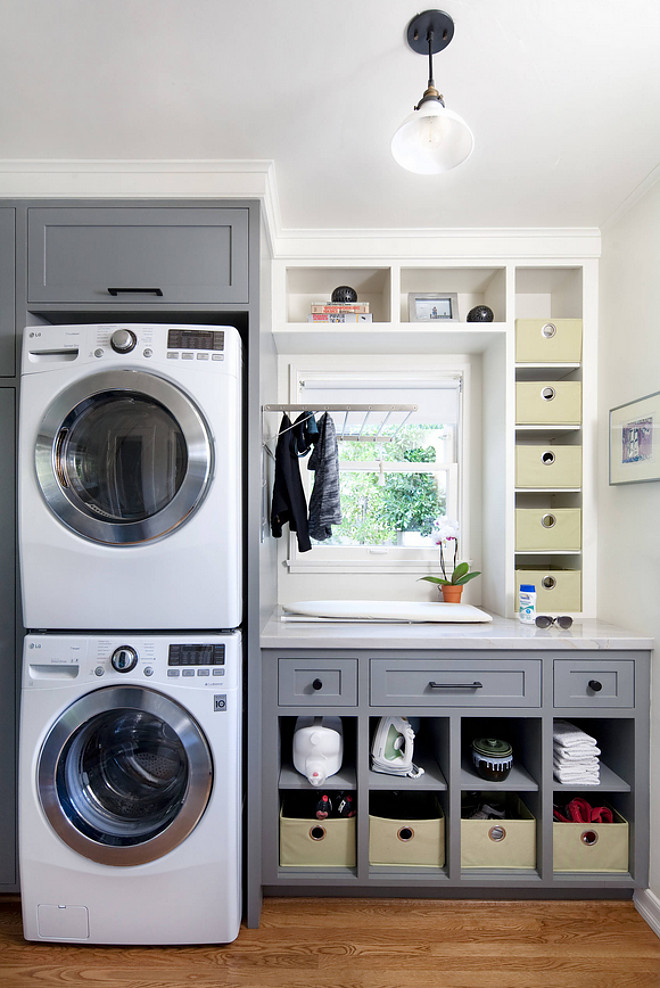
[287,366,466,572]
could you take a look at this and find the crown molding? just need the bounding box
[0,158,601,259]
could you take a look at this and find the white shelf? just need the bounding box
[515,425,581,432]
[272,323,506,355]
[515,488,582,494]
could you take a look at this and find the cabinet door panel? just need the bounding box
[27,207,248,304]
[0,388,16,886]
[0,208,15,377]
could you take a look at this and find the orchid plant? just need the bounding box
[418,518,481,587]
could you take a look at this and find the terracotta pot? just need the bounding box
[440,584,463,603]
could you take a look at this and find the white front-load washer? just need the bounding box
[19,631,242,945]
[18,323,242,630]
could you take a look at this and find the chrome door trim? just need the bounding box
[34,369,213,545]
[37,685,213,867]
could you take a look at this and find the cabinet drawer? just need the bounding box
[278,658,358,706]
[370,659,541,707]
[515,318,582,363]
[515,508,581,552]
[516,381,581,425]
[27,207,248,304]
[516,444,582,489]
[554,660,635,707]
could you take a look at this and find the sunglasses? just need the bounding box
[535,615,573,629]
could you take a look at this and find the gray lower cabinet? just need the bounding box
[27,206,249,304]
[260,648,649,901]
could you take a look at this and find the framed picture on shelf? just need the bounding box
[609,389,660,485]
[408,292,459,323]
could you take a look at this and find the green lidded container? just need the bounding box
[471,737,513,782]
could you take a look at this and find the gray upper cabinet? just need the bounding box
[0,208,15,376]
[27,207,249,304]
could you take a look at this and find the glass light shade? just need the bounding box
[391,99,474,174]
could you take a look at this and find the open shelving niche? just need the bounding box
[269,257,597,619]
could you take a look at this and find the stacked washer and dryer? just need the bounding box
[17,323,244,944]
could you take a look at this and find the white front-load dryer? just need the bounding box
[18,323,242,630]
[19,632,242,945]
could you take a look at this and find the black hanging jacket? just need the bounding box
[270,414,312,552]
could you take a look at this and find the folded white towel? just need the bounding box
[553,755,599,771]
[553,743,601,760]
[553,767,600,784]
[553,720,598,748]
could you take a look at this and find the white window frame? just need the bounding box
[284,359,471,574]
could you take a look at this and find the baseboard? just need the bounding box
[634,888,660,938]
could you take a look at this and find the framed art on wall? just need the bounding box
[609,390,660,485]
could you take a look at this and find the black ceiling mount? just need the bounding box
[406,9,455,55]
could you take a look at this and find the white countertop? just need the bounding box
[260,609,653,651]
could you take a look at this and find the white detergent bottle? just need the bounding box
[519,584,537,624]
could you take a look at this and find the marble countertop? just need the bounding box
[260,609,653,651]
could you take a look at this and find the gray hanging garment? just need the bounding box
[307,412,342,541]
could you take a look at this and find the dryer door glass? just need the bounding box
[58,392,187,521]
[38,686,213,866]
[35,370,213,545]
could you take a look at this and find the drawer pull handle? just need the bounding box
[312,678,323,691]
[428,681,483,689]
[588,680,603,693]
[540,386,556,401]
[581,829,599,846]
[107,287,164,296]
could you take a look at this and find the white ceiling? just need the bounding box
[2,0,660,233]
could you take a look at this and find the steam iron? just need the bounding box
[371,716,425,779]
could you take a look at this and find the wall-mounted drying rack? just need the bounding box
[262,403,418,447]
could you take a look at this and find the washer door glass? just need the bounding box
[35,370,213,545]
[38,686,213,866]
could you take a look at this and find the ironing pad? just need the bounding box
[282,600,493,623]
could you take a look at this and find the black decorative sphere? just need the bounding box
[331,285,358,303]
[467,305,494,323]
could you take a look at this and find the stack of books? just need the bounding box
[307,301,372,324]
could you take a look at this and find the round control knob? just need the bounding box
[111,645,138,673]
[110,329,137,354]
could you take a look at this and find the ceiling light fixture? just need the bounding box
[391,9,474,175]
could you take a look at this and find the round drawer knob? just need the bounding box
[588,679,603,693]
[312,678,323,691]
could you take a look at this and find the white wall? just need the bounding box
[599,180,660,906]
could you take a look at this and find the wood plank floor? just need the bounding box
[1,896,659,988]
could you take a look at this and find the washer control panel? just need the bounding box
[24,634,240,690]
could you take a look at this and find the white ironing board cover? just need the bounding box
[282,600,493,623]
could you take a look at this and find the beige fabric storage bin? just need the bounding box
[369,794,445,868]
[516,318,583,363]
[461,796,536,869]
[516,381,582,425]
[279,808,356,868]
[554,807,628,873]
[516,445,582,489]
[515,568,581,613]
[515,508,581,552]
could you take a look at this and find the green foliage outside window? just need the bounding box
[314,426,448,546]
